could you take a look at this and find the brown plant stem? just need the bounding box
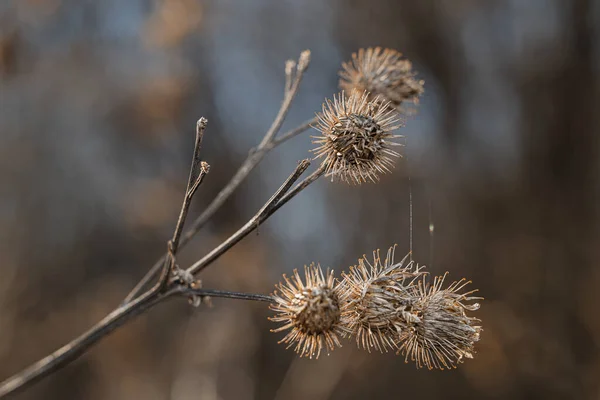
[122,51,312,304]
[0,160,318,398]
[0,286,274,398]
[171,118,210,253]
[157,119,210,291]
[267,163,327,216]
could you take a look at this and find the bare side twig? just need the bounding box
[185,159,312,276]
[172,118,210,253]
[182,288,274,303]
[268,163,327,216]
[156,118,210,292]
[123,51,312,304]
[267,117,317,150]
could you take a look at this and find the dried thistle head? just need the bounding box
[340,246,482,369]
[270,263,346,358]
[396,273,482,370]
[339,246,426,353]
[312,90,403,184]
[339,47,424,112]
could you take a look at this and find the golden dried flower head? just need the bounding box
[312,90,403,184]
[339,246,426,353]
[397,273,482,370]
[339,47,424,111]
[270,263,346,358]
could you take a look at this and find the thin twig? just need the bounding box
[122,51,312,305]
[185,164,325,279]
[268,163,327,215]
[185,159,311,277]
[267,117,317,150]
[258,50,310,148]
[157,119,210,292]
[172,118,209,253]
[182,288,274,303]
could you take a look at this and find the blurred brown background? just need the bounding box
[1,0,599,399]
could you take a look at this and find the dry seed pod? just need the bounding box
[396,273,482,370]
[339,246,426,353]
[312,90,403,184]
[340,246,482,369]
[339,47,424,111]
[270,263,346,359]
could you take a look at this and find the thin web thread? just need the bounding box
[404,136,434,267]
[409,175,413,261]
[428,197,434,268]
[404,135,413,261]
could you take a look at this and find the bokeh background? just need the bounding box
[1,0,599,399]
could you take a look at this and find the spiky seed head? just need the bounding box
[312,90,403,184]
[339,245,482,369]
[396,273,482,370]
[339,47,424,112]
[339,246,426,353]
[270,263,346,359]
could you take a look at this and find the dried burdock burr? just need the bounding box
[396,273,482,370]
[340,246,482,369]
[270,263,347,359]
[339,47,424,111]
[312,90,403,184]
[339,246,426,353]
